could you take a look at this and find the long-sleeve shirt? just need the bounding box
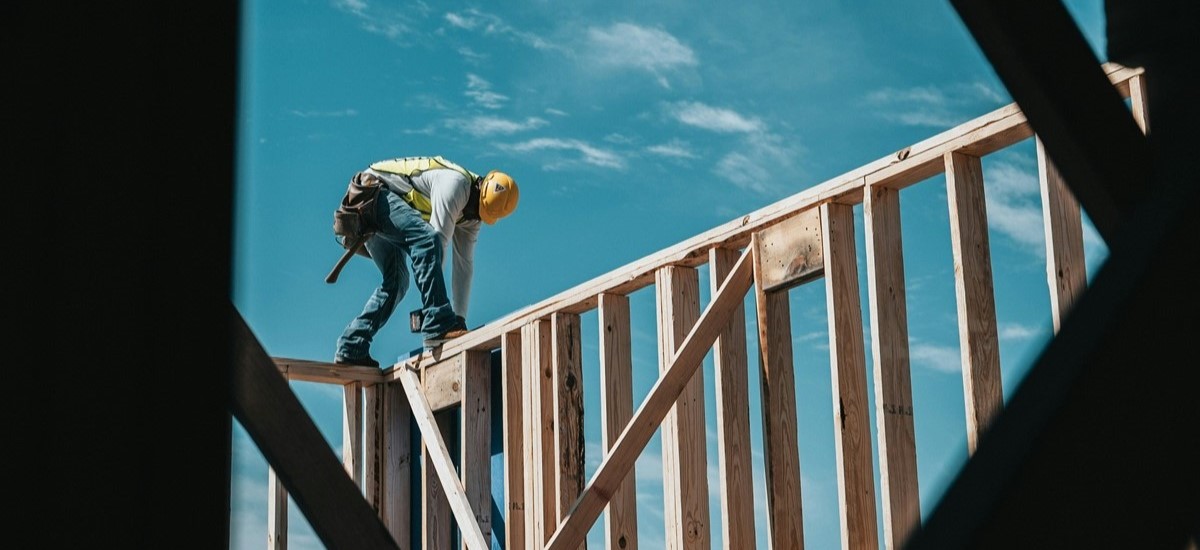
[366,164,481,319]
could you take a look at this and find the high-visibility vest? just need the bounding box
[369,156,479,221]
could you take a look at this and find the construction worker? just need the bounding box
[334,155,519,367]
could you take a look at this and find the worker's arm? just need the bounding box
[426,170,475,317]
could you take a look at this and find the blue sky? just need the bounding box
[231,1,1111,548]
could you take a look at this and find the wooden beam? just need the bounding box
[385,63,1141,372]
[598,293,639,550]
[755,208,824,291]
[268,467,287,550]
[364,383,384,511]
[275,357,384,385]
[708,247,756,550]
[751,232,805,549]
[231,306,399,549]
[863,184,921,549]
[462,350,493,546]
[822,203,879,549]
[947,0,1150,244]
[344,382,363,486]
[553,312,587,550]
[502,331,527,550]
[1128,74,1149,134]
[382,381,412,545]
[656,265,711,550]
[544,247,755,550]
[424,354,463,413]
[523,319,554,548]
[398,365,491,550]
[944,151,1004,454]
[423,409,453,550]
[1037,138,1087,334]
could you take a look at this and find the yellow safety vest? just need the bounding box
[369,156,479,222]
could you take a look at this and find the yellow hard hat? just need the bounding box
[479,170,519,225]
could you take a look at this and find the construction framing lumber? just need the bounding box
[751,233,805,549]
[822,203,879,549]
[1036,138,1087,333]
[523,319,554,548]
[552,313,588,550]
[462,351,493,544]
[598,293,640,550]
[655,266,711,550]
[232,306,400,549]
[502,331,527,550]
[344,383,363,485]
[268,468,287,549]
[422,410,453,550]
[388,63,1142,378]
[862,185,920,549]
[708,248,756,550]
[382,381,411,543]
[398,365,491,550]
[364,383,384,511]
[275,357,384,385]
[948,0,1150,245]
[944,151,1004,454]
[544,246,755,550]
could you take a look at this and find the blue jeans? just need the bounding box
[336,185,457,360]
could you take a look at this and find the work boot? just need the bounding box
[334,354,380,368]
[423,317,469,348]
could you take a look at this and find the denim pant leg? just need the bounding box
[376,192,457,337]
[335,213,410,360]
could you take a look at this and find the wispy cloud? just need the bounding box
[502,137,626,170]
[999,322,1043,341]
[333,0,414,41]
[545,108,569,117]
[446,115,548,137]
[464,74,508,109]
[984,158,1048,256]
[669,102,762,134]
[586,23,697,88]
[665,101,802,194]
[457,46,487,62]
[866,81,1007,128]
[646,139,698,159]
[289,109,358,118]
[911,341,961,373]
[444,8,564,52]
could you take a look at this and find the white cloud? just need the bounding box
[911,342,961,373]
[669,101,762,134]
[999,322,1042,341]
[446,115,548,137]
[464,74,508,109]
[984,159,1048,256]
[545,108,569,117]
[333,0,413,41]
[457,46,487,62]
[289,109,358,118]
[646,139,698,159]
[586,23,697,88]
[866,81,1008,128]
[503,137,626,169]
[445,8,563,52]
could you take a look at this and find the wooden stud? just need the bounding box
[523,319,554,548]
[656,265,711,550]
[1037,138,1087,334]
[863,185,921,549]
[553,313,587,550]
[364,383,384,511]
[544,247,754,550]
[424,354,463,413]
[708,247,757,550]
[751,232,806,549]
[422,409,454,550]
[502,331,527,550]
[754,209,825,291]
[344,382,363,486]
[944,151,1004,454]
[462,350,493,547]
[598,293,639,550]
[822,203,879,549]
[398,366,491,550]
[268,467,287,550]
[1129,74,1149,134]
[383,380,412,545]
